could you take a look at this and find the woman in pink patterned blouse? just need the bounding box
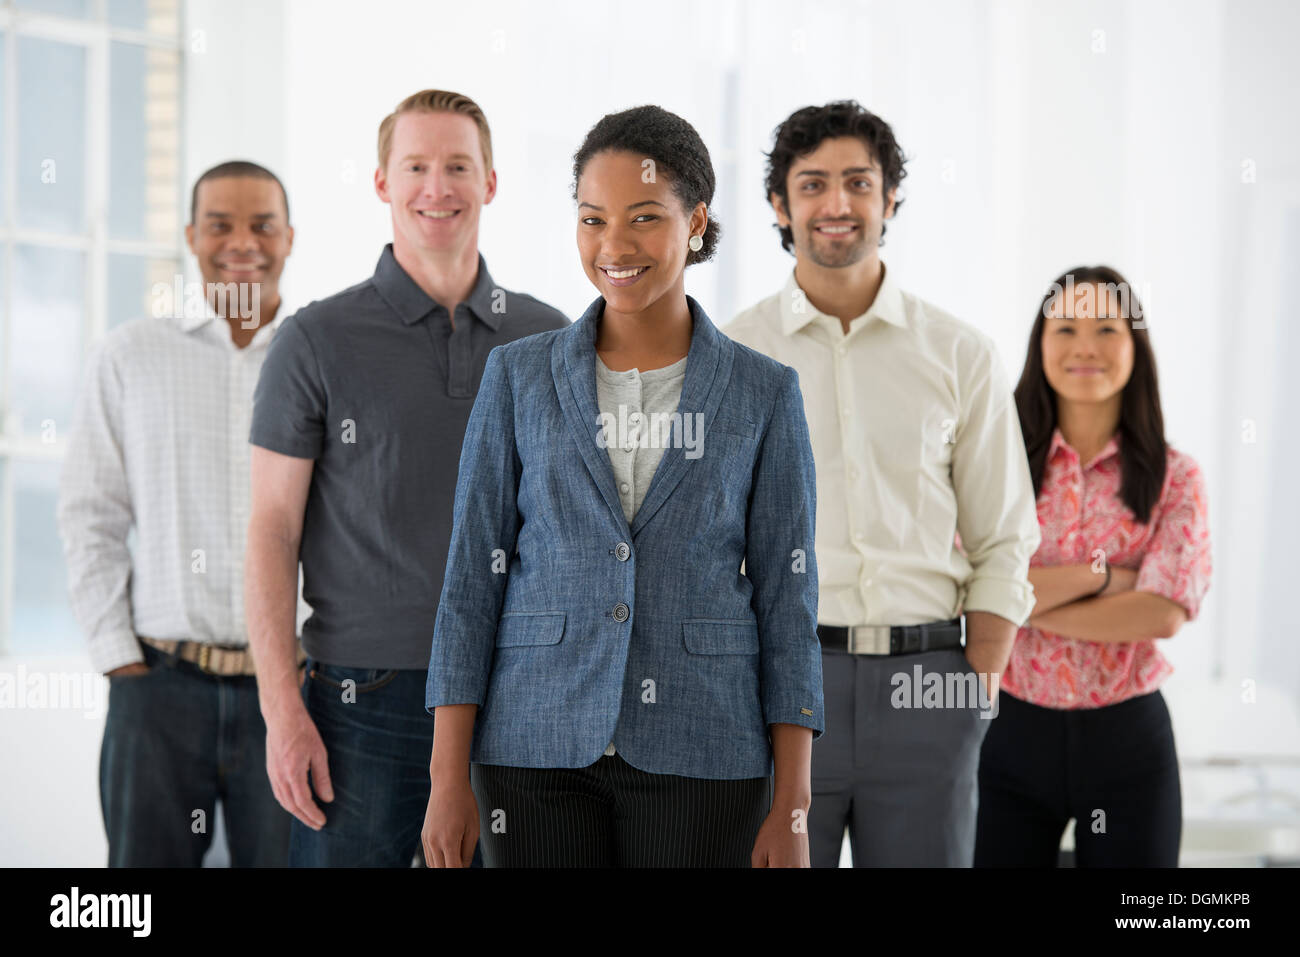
[975,265,1212,868]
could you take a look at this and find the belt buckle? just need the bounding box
[848,625,891,655]
[197,644,214,674]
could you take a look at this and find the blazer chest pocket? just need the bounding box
[682,618,760,655]
[495,612,566,648]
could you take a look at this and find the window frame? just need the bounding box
[0,0,185,653]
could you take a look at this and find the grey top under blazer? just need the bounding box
[426,294,824,779]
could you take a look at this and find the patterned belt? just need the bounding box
[816,617,964,656]
[138,636,306,677]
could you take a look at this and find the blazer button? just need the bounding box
[612,602,630,622]
[614,542,631,562]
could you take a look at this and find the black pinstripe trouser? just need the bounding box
[470,752,772,867]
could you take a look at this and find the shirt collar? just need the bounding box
[178,293,290,348]
[779,260,907,336]
[1049,426,1121,469]
[372,243,503,332]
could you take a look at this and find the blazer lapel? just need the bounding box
[554,298,631,534]
[552,295,736,539]
[630,296,734,536]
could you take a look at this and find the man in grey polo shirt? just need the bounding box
[245,90,568,867]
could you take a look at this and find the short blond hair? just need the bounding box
[377,89,493,174]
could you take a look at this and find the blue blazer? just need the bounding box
[425,295,823,779]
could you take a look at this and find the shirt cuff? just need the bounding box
[88,629,144,674]
[963,576,1036,627]
[1135,563,1205,621]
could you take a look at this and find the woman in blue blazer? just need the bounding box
[421,106,823,868]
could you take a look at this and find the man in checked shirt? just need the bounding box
[57,161,302,866]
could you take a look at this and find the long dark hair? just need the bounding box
[1014,265,1166,524]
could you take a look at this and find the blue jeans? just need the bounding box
[99,642,290,866]
[289,658,481,867]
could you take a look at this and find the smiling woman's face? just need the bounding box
[1041,282,1136,405]
[576,149,705,316]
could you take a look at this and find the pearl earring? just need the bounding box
[688,234,703,252]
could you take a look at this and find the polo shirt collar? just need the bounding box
[1049,426,1121,469]
[372,243,503,332]
[780,260,907,336]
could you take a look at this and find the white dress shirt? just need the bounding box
[725,264,1040,628]
[57,303,304,673]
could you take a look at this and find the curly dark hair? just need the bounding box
[764,101,907,253]
[572,105,721,266]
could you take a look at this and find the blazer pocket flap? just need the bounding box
[495,612,566,648]
[709,417,758,439]
[682,618,760,655]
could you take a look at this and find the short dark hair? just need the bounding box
[571,105,721,266]
[189,160,290,225]
[764,100,907,253]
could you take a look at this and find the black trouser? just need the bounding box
[471,752,772,867]
[975,689,1182,867]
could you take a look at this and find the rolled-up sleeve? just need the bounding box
[746,365,824,738]
[425,348,522,712]
[56,340,142,674]
[1136,455,1212,620]
[951,339,1041,626]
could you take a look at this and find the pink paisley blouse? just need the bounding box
[1000,428,1212,709]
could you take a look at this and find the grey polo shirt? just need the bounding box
[250,244,570,669]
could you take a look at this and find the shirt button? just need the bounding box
[620,482,630,494]
[854,532,865,543]
[848,466,858,481]
[842,407,852,418]
[864,578,874,587]
[612,603,630,623]
[614,542,631,562]
[836,345,846,356]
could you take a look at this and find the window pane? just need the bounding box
[109,41,180,242]
[108,0,179,35]
[106,0,148,29]
[17,37,87,235]
[108,253,177,329]
[14,0,91,18]
[11,245,84,439]
[11,460,81,655]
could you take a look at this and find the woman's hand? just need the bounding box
[422,773,479,868]
[751,802,811,867]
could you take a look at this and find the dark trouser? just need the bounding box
[975,689,1182,867]
[99,642,290,867]
[808,646,993,867]
[470,752,772,867]
[287,658,482,867]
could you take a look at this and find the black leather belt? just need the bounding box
[817,617,964,655]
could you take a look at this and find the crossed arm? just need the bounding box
[1026,563,1188,642]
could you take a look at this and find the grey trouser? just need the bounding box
[809,646,993,867]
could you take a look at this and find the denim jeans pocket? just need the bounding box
[307,661,400,694]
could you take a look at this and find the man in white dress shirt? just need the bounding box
[57,161,297,866]
[725,102,1041,866]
